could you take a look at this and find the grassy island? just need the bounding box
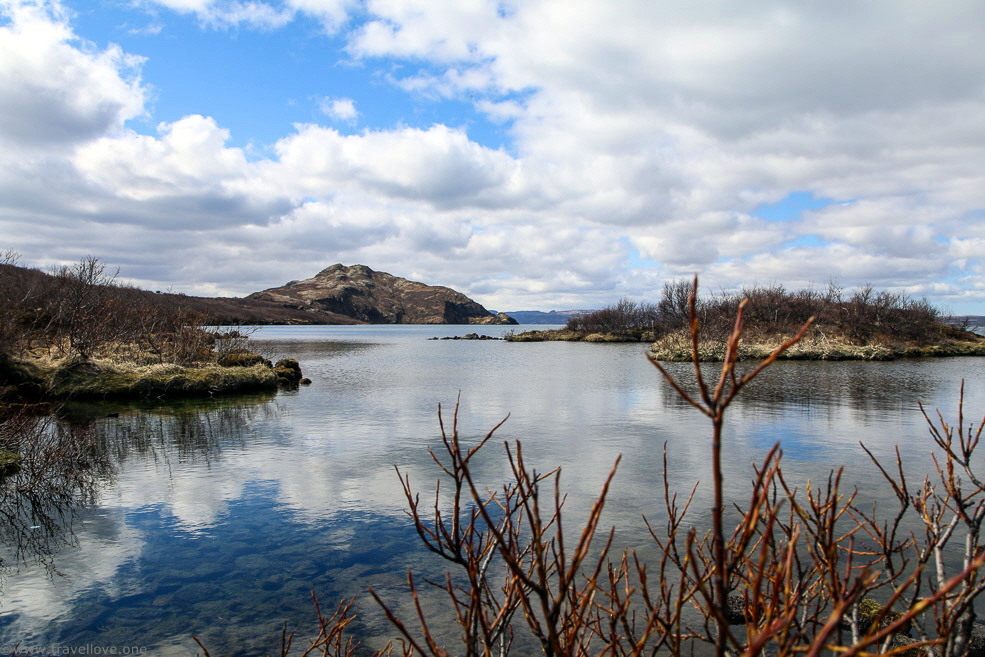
[505,280,985,361]
[0,255,304,403]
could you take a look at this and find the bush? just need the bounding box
[225,277,985,657]
[568,279,953,347]
[566,297,660,338]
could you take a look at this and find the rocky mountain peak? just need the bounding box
[249,264,516,325]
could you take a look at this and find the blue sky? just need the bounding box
[1,0,983,313]
[69,3,514,151]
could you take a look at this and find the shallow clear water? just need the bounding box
[0,325,983,655]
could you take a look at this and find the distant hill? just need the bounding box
[249,264,516,325]
[501,309,592,325]
[0,262,515,326]
[948,315,985,327]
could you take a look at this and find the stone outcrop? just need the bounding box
[248,264,517,325]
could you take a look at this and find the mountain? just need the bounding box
[248,264,516,325]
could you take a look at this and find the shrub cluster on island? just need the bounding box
[0,256,311,406]
[506,280,985,360]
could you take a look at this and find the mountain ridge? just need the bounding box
[0,261,515,326]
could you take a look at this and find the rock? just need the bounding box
[889,634,921,657]
[724,593,746,625]
[274,358,303,387]
[840,597,911,635]
[470,312,518,326]
[960,621,985,657]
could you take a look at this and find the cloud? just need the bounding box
[139,0,357,31]
[271,123,520,208]
[286,0,352,32]
[70,115,294,228]
[0,0,146,148]
[144,0,296,29]
[346,0,502,62]
[1,0,984,311]
[318,96,358,122]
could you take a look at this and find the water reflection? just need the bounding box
[0,416,111,582]
[656,358,944,415]
[98,396,275,465]
[0,328,981,656]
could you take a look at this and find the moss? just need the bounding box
[583,333,632,343]
[273,358,303,386]
[505,329,627,342]
[217,350,273,368]
[855,597,910,635]
[0,449,22,476]
[47,361,278,400]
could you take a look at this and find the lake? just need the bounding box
[0,325,983,655]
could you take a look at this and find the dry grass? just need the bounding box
[3,350,279,400]
[44,359,279,399]
[648,330,985,361]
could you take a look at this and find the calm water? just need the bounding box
[0,325,983,655]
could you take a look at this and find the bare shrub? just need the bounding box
[0,256,265,369]
[567,298,660,338]
[274,275,985,657]
[36,256,124,360]
[0,251,32,361]
[572,278,952,348]
[657,278,695,332]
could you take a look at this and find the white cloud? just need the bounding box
[347,0,502,62]
[144,0,295,29]
[1,0,984,311]
[270,123,521,208]
[0,0,146,147]
[286,0,352,32]
[318,96,358,122]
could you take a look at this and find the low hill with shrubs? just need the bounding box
[507,280,985,360]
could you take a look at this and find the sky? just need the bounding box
[1,0,983,314]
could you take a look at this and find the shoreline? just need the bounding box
[0,353,307,403]
[504,328,985,361]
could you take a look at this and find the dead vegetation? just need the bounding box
[224,275,985,657]
[0,254,299,401]
[520,279,985,359]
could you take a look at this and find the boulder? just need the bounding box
[274,358,303,387]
